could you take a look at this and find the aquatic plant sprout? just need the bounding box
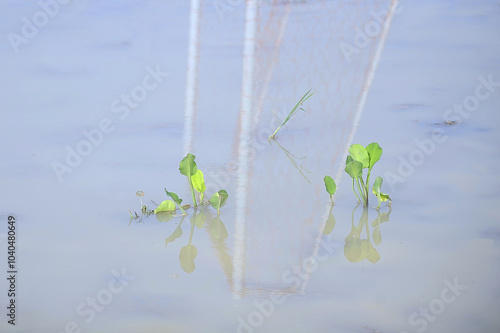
[344,142,390,208]
[323,175,337,204]
[129,154,229,220]
[179,153,199,208]
[372,176,391,209]
[210,190,228,215]
[269,89,314,140]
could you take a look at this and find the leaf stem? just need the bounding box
[352,178,361,203]
[189,178,197,208]
[355,178,366,207]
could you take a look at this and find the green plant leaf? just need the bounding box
[154,200,176,214]
[366,142,383,169]
[191,169,206,202]
[323,176,336,196]
[372,176,391,207]
[179,153,198,178]
[165,189,182,206]
[346,155,353,164]
[372,176,383,195]
[210,190,229,214]
[348,144,369,168]
[345,160,363,179]
[164,189,187,214]
[179,245,197,273]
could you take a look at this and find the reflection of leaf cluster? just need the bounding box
[164,208,228,273]
[129,153,228,221]
[343,205,391,263]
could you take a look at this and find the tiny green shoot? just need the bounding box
[323,175,337,204]
[269,89,314,140]
[179,153,198,208]
[164,188,187,215]
[210,190,229,215]
[372,176,391,209]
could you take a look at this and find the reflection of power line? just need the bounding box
[234,0,259,299]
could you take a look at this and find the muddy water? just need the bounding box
[0,1,499,332]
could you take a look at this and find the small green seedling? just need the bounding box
[210,190,228,215]
[269,89,314,140]
[179,153,199,208]
[164,189,187,215]
[372,176,391,209]
[344,142,388,207]
[191,169,206,206]
[323,175,337,205]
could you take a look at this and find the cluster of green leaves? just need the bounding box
[344,143,391,208]
[323,143,391,208]
[154,153,228,216]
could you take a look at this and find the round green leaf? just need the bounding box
[366,142,383,169]
[348,144,369,168]
[179,153,198,178]
[345,160,363,179]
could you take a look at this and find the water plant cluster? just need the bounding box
[129,153,228,221]
[324,142,391,208]
[267,90,391,208]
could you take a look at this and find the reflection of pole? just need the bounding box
[336,0,399,184]
[314,0,399,287]
[252,4,291,128]
[183,0,203,156]
[234,0,258,299]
